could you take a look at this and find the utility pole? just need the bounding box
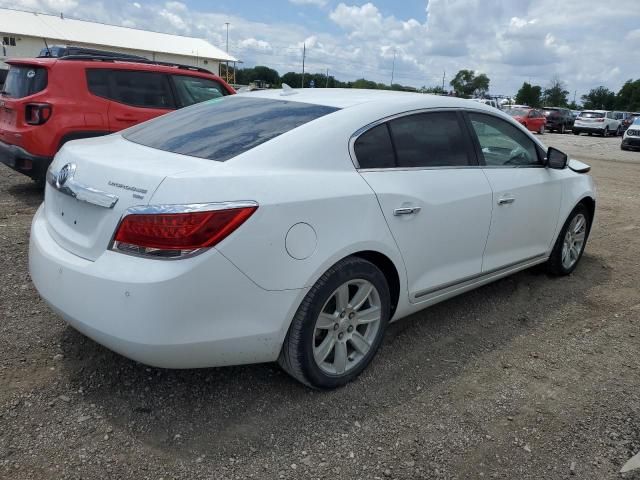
[573,90,577,105]
[301,43,306,88]
[225,22,230,83]
[442,70,445,92]
[390,49,396,87]
[326,68,329,88]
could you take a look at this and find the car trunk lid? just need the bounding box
[44,134,208,261]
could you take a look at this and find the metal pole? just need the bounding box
[442,70,445,92]
[225,22,230,83]
[301,43,306,88]
[326,68,329,88]
[390,49,396,87]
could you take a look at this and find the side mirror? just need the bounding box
[546,147,568,169]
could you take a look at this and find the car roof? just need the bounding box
[237,88,493,112]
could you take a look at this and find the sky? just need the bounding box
[2,0,639,99]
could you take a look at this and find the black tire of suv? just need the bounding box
[278,256,391,389]
[546,204,591,276]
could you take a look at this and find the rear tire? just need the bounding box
[603,127,609,137]
[546,204,591,276]
[279,257,390,389]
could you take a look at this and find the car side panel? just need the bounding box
[149,167,408,297]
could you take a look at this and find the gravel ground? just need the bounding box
[1,132,639,480]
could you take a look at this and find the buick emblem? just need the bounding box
[56,163,76,188]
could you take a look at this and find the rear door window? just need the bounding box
[387,112,473,168]
[2,65,48,98]
[86,69,175,109]
[353,124,396,169]
[123,96,339,162]
[171,75,227,107]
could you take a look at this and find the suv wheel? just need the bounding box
[603,127,609,137]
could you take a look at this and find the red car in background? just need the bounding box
[505,107,546,134]
[0,46,235,186]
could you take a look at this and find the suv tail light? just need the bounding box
[25,103,52,125]
[111,202,258,259]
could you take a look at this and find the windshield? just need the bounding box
[506,108,528,117]
[2,65,48,98]
[124,96,339,162]
[580,111,604,118]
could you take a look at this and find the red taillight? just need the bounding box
[25,103,52,125]
[112,205,257,258]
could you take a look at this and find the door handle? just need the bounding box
[498,197,516,205]
[393,206,421,216]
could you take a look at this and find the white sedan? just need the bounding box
[29,89,595,389]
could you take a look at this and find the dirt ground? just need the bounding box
[1,132,639,480]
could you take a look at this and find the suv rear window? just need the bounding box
[123,97,339,162]
[580,111,604,118]
[2,65,48,98]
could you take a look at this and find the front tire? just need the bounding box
[546,204,591,276]
[279,257,391,389]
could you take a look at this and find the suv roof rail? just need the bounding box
[59,54,213,75]
[38,45,148,61]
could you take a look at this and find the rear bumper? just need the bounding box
[0,140,51,181]
[573,126,605,134]
[29,206,306,368]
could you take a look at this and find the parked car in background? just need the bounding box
[571,110,581,119]
[573,110,621,137]
[29,90,596,388]
[472,98,501,110]
[621,116,640,151]
[0,47,235,186]
[505,107,546,134]
[618,112,637,133]
[542,107,574,133]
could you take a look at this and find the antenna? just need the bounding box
[42,38,51,57]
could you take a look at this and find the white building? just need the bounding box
[0,7,237,76]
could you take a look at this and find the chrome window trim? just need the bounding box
[109,201,259,261]
[348,106,546,171]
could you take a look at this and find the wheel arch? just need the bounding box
[577,195,596,235]
[350,250,401,318]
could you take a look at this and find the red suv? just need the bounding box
[0,48,235,185]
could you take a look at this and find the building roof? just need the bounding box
[0,7,237,62]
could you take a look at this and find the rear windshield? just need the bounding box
[2,65,48,98]
[123,96,339,161]
[580,111,604,118]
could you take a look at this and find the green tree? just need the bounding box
[514,82,542,107]
[615,79,640,111]
[581,86,616,110]
[450,69,490,97]
[542,77,569,107]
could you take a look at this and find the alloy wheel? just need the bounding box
[561,213,587,270]
[312,279,382,375]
